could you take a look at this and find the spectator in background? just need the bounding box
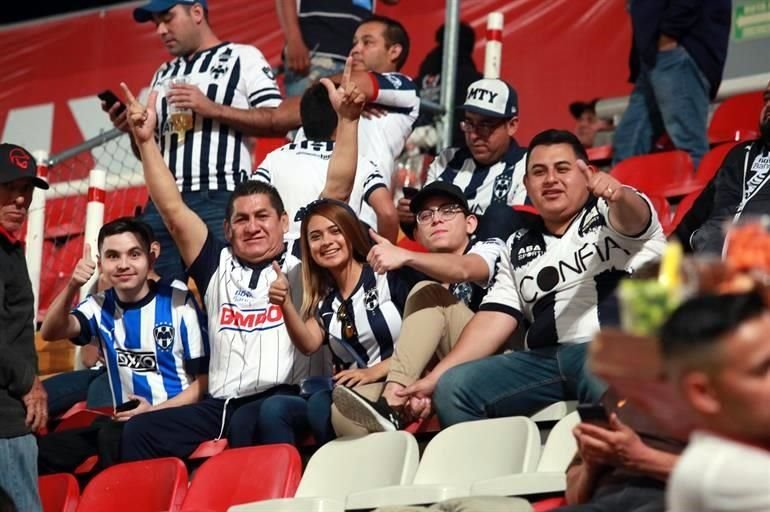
[612,0,731,167]
[413,22,483,150]
[402,130,665,428]
[105,0,301,282]
[276,0,399,98]
[674,82,770,254]
[0,143,49,512]
[660,291,770,512]
[569,99,613,149]
[399,78,528,241]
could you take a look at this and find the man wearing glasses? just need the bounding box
[398,78,527,241]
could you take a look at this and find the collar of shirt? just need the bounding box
[0,225,22,246]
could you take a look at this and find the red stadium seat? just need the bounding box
[695,142,738,186]
[181,444,302,512]
[39,473,79,512]
[397,235,428,252]
[610,150,699,198]
[708,90,763,145]
[669,188,704,234]
[54,403,112,433]
[77,457,188,512]
[532,496,568,511]
[647,195,672,235]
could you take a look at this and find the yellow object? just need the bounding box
[658,241,683,291]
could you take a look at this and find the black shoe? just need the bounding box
[332,386,402,433]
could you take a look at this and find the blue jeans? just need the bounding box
[0,434,41,512]
[142,190,230,282]
[434,343,606,427]
[43,368,112,417]
[258,390,335,446]
[284,56,346,98]
[612,46,710,168]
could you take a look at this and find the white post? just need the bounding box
[484,12,504,79]
[25,150,49,324]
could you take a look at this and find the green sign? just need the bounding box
[735,1,770,41]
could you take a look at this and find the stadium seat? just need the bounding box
[181,444,301,512]
[77,457,188,512]
[668,188,704,236]
[708,90,763,145]
[646,195,672,235]
[470,412,580,497]
[610,150,699,198]
[529,401,577,423]
[345,416,541,509]
[39,473,79,512]
[695,142,738,186]
[229,431,419,512]
[532,497,569,511]
[53,402,112,432]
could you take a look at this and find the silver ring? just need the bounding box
[606,185,613,196]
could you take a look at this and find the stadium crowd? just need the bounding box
[3,0,770,511]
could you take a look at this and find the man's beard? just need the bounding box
[760,117,770,145]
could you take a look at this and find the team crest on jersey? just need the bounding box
[219,304,284,333]
[263,66,276,80]
[153,323,176,351]
[451,282,473,306]
[492,173,512,201]
[364,288,380,311]
[578,206,606,237]
[385,74,403,89]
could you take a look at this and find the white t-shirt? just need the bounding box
[480,193,665,348]
[668,431,770,512]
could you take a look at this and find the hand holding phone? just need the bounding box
[98,89,126,116]
[577,403,609,425]
[115,398,141,413]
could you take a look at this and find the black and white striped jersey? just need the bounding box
[426,142,528,215]
[150,42,282,193]
[480,193,665,349]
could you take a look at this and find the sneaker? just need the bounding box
[332,386,402,432]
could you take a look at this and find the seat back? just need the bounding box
[610,150,696,198]
[39,473,79,512]
[182,444,301,512]
[295,431,419,500]
[708,91,764,144]
[537,412,580,472]
[669,188,706,234]
[646,195,672,234]
[413,416,541,486]
[78,457,188,512]
[695,142,740,186]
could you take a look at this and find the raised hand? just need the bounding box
[70,242,97,289]
[120,82,158,144]
[268,261,291,306]
[367,228,408,274]
[320,57,366,122]
[578,159,623,202]
[102,101,129,133]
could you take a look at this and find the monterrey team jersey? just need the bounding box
[448,237,507,312]
[189,232,326,399]
[317,265,414,369]
[252,139,387,241]
[426,142,528,215]
[71,281,208,407]
[480,193,665,348]
[150,42,282,193]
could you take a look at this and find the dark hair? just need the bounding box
[97,217,155,253]
[660,291,766,362]
[525,129,589,171]
[362,15,410,71]
[436,22,476,56]
[225,181,285,222]
[300,83,338,141]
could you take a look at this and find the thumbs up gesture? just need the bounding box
[268,261,291,306]
[367,228,409,274]
[71,243,97,288]
[579,159,624,203]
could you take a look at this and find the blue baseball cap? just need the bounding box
[134,0,208,23]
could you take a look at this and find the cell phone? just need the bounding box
[115,399,140,413]
[577,403,609,424]
[402,186,419,199]
[97,89,126,116]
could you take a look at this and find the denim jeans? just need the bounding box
[284,56,346,98]
[433,342,606,427]
[612,46,710,168]
[43,368,112,417]
[258,390,335,446]
[142,190,230,283]
[0,434,41,512]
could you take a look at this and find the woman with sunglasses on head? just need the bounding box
[261,198,418,443]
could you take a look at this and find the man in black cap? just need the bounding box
[0,143,49,512]
[332,181,506,434]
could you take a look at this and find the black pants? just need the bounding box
[120,385,299,462]
[554,482,666,512]
[37,417,124,475]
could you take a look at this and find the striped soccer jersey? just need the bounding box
[426,142,528,215]
[317,265,414,369]
[189,233,327,399]
[252,139,387,242]
[480,194,665,349]
[150,42,282,193]
[447,237,507,312]
[71,281,208,407]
